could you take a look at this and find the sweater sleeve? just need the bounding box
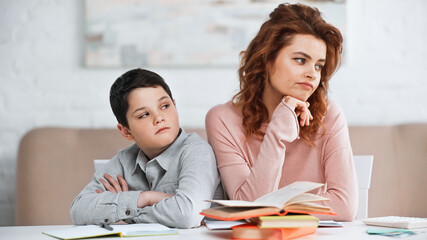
[205,100,299,201]
[316,103,358,221]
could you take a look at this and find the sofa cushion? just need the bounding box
[15,125,427,225]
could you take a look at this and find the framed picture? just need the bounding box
[84,0,346,68]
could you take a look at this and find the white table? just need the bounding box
[1,221,426,240]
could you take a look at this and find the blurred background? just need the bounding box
[1,0,426,226]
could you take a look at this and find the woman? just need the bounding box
[205,3,357,221]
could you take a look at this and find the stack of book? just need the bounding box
[233,215,319,240]
[200,181,336,240]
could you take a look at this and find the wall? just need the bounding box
[0,0,426,225]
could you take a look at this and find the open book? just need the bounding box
[42,223,178,239]
[200,181,335,221]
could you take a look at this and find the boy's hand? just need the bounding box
[137,191,174,208]
[95,173,128,193]
[95,174,174,208]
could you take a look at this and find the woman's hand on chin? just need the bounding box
[283,96,313,127]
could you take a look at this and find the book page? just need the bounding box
[43,225,120,239]
[42,223,178,239]
[285,193,329,206]
[113,223,178,237]
[203,219,246,230]
[113,223,173,232]
[285,202,332,212]
[318,220,343,227]
[205,199,277,208]
[202,206,282,220]
[206,181,324,209]
[254,182,324,208]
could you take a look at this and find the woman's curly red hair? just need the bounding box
[233,3,343,145]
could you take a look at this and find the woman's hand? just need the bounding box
[283,96,313,127]
[96,173,128,193]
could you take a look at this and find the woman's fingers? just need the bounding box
[285,96,312,127]
[300,109,310,127]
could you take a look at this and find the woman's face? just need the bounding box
[268,34,327,102]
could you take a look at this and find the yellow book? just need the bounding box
[252,215,319,228]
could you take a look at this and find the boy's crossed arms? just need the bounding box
[96,173,173,208]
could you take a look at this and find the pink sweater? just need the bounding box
[205,99,358,221]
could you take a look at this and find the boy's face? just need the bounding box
[118,86,180,159]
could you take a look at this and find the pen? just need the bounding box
[99,222,113,231]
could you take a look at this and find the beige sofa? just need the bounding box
[15,125,427,225]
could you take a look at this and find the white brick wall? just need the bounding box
[1,0,426,225]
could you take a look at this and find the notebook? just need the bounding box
[42,223,178,239]
[363,216,427,229]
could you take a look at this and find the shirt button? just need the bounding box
[125,210,131,215]
[104,219,109,223]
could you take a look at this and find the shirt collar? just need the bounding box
[134,150,148,174]
[133,128,186,173]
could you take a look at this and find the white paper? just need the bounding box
[203,220,246,230]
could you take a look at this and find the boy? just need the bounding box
[70,68,221,228]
